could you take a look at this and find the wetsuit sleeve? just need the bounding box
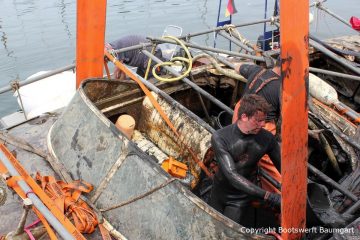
[266,137,281,173]
[211,133,268,199]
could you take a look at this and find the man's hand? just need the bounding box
[114,67,126,80]
[264,191,281,209]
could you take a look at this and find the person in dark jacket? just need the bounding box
[210,94,281,227]
[105,35,163,79]
[232,59,281,193]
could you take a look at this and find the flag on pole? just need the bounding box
[225,0,237,17]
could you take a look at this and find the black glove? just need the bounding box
[264,192,281,209]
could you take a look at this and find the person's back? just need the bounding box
[107,35,164,78]
[109,35,149,69]
[240,64,281,122]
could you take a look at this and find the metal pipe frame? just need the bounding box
[113,43,152,54]
[113,18,276,55]
[142,49,234,115]
[0,64,75,95]
[309,67,360,82]
[179,18,275,39]
[316,4,355,30]
[308,163,358,202]
[147,37,266,62]
[310,34,360,58]
[217,31,256,53]
[310,39,360,76]
[200,49,236,69]
[309,0,327,8]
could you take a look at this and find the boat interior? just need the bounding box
[81,50,359,232]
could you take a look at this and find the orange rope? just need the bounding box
[35,172,98,234]
[0,144,86,240]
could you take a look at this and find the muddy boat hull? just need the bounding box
[48,79,270,239]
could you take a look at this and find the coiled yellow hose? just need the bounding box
[152,36,193,82]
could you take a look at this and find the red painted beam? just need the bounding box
[280,0,309,239]
[76,0,107,88]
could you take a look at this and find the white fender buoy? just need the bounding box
[309,73,360,123]
[309,73,338,105]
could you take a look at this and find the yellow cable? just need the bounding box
[152,36,192,82]
[144,45,157,80]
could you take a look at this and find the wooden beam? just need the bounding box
[76,0,107,88]
[280,0,309,239]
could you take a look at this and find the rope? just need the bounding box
[224,24,250,46]
[152,36,193,82]
[100,178,176,212]
[36,172,99,234]
[0,132,119,239]
[223,24,264,55]
[192,54,247,82]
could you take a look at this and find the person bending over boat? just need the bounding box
[232,58,281,194]
[105,35,164,80]
[210,94,281,227]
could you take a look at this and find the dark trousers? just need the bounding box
[209,182,256,227]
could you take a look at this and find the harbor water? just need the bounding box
[0,0,359,117]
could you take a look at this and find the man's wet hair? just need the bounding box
[238,94,271,119]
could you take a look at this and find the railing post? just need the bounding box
[76,0,107,88]
[280,0,309,239]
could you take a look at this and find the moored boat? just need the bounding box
[0,0,360,239]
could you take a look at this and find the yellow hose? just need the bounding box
[152,36,193,82]
[144,45,157,80]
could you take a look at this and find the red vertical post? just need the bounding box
[76,0,107,88]
[280,0,309,239]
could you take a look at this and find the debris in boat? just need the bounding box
[115,114,136,139]
[138,91,213,186]
[161,156,188,179]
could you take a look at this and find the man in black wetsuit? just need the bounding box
[210,94,281,227]
[232,59,281,194]
[105,35,163,79]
